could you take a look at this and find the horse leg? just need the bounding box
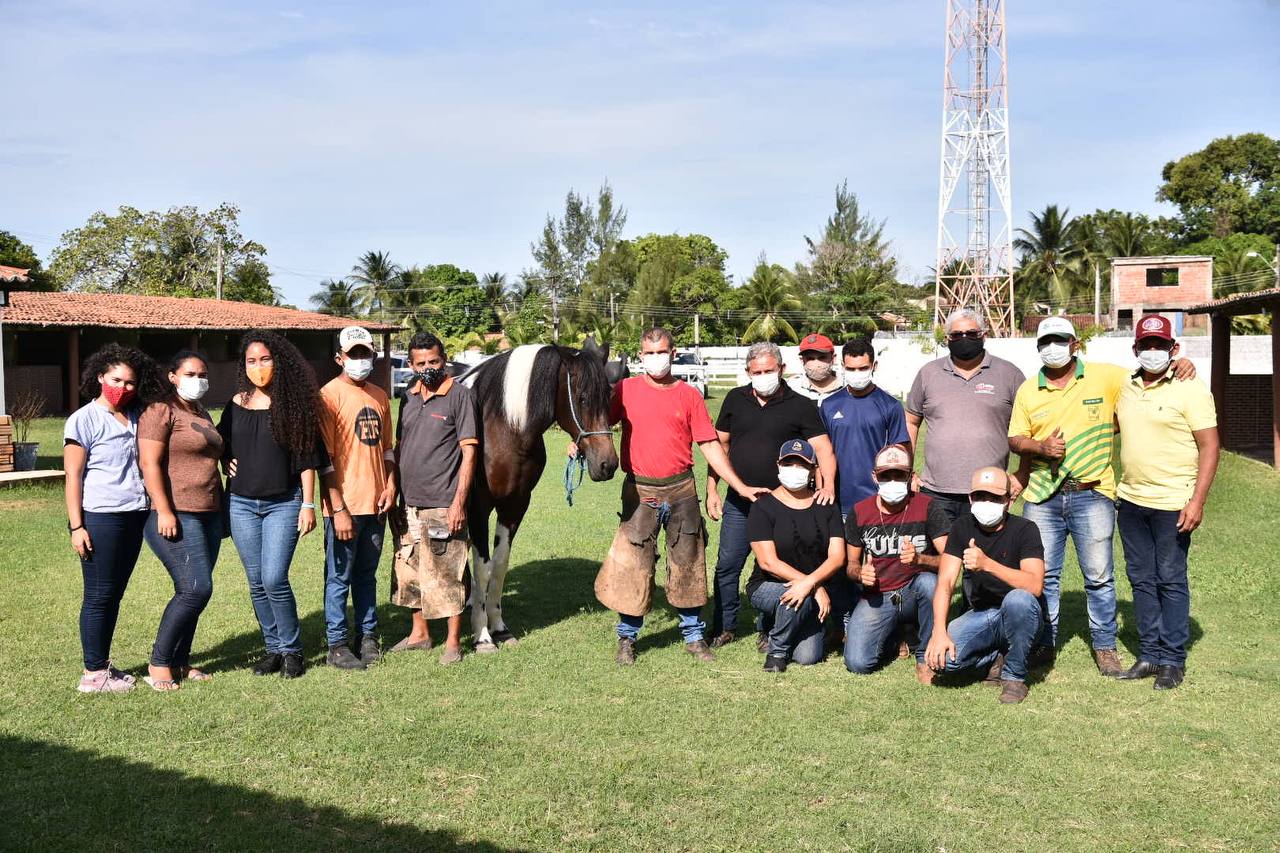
[487,495,530,644]
[468,504,498,651]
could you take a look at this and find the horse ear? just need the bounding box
[581,335,601,357]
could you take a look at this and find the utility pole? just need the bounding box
[694,312,701,347]
[1094,263,1101,327]
[215,242,224,301]
[609,292,616,326]
[551,284,560,342]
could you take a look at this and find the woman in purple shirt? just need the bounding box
[63,344,165,693]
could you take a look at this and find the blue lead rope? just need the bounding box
[564,452,587,506]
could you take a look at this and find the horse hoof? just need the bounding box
[474,641,500,655]
[492,630,519,647]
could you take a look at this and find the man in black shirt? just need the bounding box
[705,341,836,647]
[925,466,1046,704]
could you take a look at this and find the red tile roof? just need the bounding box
[1187,286,1280,315]
[1,291,398,332]
[0,265,31,283]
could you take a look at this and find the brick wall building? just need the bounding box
[1110,255,1213,334]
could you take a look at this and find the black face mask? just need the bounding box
[948,336,985,361]
[415,367,446,388]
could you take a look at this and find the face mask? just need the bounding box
[176,376,209,402]
[344,358,374,381]
[777,465,811,491]
[1137,349,1171,374]
[102,384,135,409]
[1039,342,1072,369]
[751,371,781,397]
[641,353,671,378]
[246,364,274,388]
[416,367,446,388]
[971,500,1006,528]
[804,361,834,382]
[877,480,909,505]
[847,369,873,391]
[948,336,985,361]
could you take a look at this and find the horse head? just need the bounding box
[559,343,619,482]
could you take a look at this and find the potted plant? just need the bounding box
[11,390,45,472]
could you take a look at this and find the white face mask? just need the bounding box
[847,368,874,391]
[877,479,909,505]
[176,376,209,402]
[1039,342,1072,369]
[344,358,374,381]
[777,465,811,491]
[641,352,671,378]
[971,500,1006,528]
[751,371,781,397]
[1137,349,1171,374]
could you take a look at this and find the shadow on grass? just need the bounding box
[1060,590,1203,659]
[0,735,529,852]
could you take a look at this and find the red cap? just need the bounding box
[799,333,835,353]
[1135,314,1173,342]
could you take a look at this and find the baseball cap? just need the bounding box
[798,333,835,354]
[969,466,1011,497]
[1135,314,1173,342]
[873,445,912,474]
[1036,316,1076,342]
[338,326,375,353]
[777,438,817,465]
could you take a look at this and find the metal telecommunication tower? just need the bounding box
[934,0,1015,335]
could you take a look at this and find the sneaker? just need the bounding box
[983,653,1006,685]
[1093,648,1124,678]
[615,637,636,666]
[326,645,366,670]
[763,654,788,673]
[709,631,736,649]
[252,653,283,676]
[358,635,382,665]
[78,668,135,694]
[998,679,1029,704]
[281,653,306,679]
[915,662,936,686]
[685,640,716,663]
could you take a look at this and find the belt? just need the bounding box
[629,470,694,487]
[1058,478,1101,493]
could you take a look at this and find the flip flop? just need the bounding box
[142,676,180,692]
[390,637,433,652]
[180,668,213,682]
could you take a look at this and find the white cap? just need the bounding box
[1036,316,1076,341]
[338,326,375,353]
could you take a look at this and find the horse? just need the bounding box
[459,340,622,650]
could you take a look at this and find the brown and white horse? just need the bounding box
[459,341,621,650]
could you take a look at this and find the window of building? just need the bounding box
[1146,267,1180,287]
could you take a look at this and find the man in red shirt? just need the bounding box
[592,327,767,665]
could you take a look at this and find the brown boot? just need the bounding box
[615,638,636,666]
[915,662,935,685]
[756,633,768,654]
[1093,648,1124,678]
[685,639,716,662]
[709,631,736,649]
[998,679,1029,704]
[983,653,1005,685]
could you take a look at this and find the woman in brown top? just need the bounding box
[138,350,224,692]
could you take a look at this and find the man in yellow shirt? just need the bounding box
[1008,317,1194,676]
[1113,315,1219,691]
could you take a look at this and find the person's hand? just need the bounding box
[705,488,723,522]
[735,485,771,502]
[899,535,917,566]
[227,458,238,477]
[963,538,987,572]
[376,483,396,515]
[911,471,922,492]
[925,629,956,672]
[814,485,835,506]
[297,506,316,537]
[1177,498,1205,533]
[71,527,93,559]
[1039,428,1065,460]
[447,500,467,535]
[779,577,814,609]
[815,586,831,622]
[565,440,579,459]
[858,552,877,587]
[332,508,354,541]
[157,511,179,540]
[1172,357,1196,380]
[1008,475,1025,501]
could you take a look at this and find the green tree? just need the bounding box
[349,250,402,314]
[1014,204,1086,306]
[0,230,55,291]
[740,256,801,343]
[1157,133,1280,241]
[1178,232,1277,296]
[398,264,486,338]
[224,258,280,305]
[310,278,360,316]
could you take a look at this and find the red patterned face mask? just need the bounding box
[102,384,136,409]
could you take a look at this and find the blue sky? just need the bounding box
[3,1,1278,308]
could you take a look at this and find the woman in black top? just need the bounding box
[746,439,846,672]
[218,331,325,678]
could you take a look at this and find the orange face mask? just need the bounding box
[246,364,274,388]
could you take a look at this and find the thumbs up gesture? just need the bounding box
[962,538,987,572]
[858,549,877,586]
[1040,427,1066,460]
[899,535,918,566]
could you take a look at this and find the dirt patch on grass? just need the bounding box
[0,499,48,513]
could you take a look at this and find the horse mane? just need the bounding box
[463,343,612,436]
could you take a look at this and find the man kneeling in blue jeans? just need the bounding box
[925,467,1046,704]
[843,446,949,682]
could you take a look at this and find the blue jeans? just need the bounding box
[323,514,384,647]
[710,492,752,636]
[1021,489,1117,649]
[748,581,826,665]
[844,571,937,673]
[1118,500,1191,667]
[617,609,705,643]
[79,510,148,671]
[229,490,303,655]
[941,589,1042,682]
[145,510,222,668]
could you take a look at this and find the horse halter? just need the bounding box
[563,360,612,447]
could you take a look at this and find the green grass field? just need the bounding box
[2,398,1279,852]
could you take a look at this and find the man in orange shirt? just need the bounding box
[318,326,396,670]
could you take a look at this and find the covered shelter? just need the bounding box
[1188,287,1280,468]
[0,291,399,413]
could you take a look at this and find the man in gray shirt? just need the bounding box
[905,307,1025,543]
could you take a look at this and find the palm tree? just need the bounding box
[349,250,402,315]
[740,257,801,343]
[1014,205,1085,306]
[481,272,509,331]
[310,278,360,316]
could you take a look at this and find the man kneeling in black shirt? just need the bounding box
[924,467,1046,704]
